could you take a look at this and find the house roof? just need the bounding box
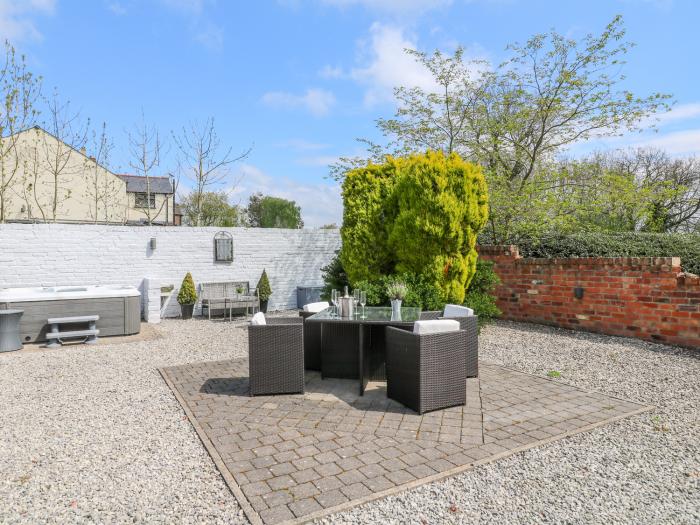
[116,174,174,194]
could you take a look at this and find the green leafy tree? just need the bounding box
[180,191,240,226]
[341,151,489,304]
[333,16,672,242]
[246,192,303,228]
[177,272,197,305]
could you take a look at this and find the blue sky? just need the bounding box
[4,0,700,226]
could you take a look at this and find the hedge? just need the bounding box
[505,232,700,275]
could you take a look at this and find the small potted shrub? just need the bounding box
[387,280,408,318]
[257,269,272,313]
[177,272,197,319]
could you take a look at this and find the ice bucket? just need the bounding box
[338,296,355,318]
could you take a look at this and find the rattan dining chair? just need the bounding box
[420,310,479,377]
[248,316,304,396]
[385,324,468,414]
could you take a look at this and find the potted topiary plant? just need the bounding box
[257,269,272,313]
[177,272,197,320]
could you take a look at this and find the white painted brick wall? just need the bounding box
[0,224,340,319]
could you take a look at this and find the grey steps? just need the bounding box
[46,329,99,339]
[48,315,99,324]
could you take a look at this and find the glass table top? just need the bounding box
[307,306,422,324]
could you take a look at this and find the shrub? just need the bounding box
[257,269,272,302]
[388,151,489,303]
[341,151,489,304]
[340,161,397,282]
[464,260,502,327]
[320,252,349,300]
[177,272,197,305]
[508,231,700,275]
[352,272,454,311]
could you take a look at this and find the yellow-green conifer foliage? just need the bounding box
[390,151,488,302]
[177,272,197,305]
[340,151,489,303]
[340,160,398,283]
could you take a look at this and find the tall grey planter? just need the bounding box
[0,309,23,352]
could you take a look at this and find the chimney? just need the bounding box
[80,147,86,155]
[89,156,96,162]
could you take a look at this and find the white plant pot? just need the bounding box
[391,299,402,321]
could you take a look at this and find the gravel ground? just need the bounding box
[0,318,251,524]
[321,321,700,525]
[1,318,697,524]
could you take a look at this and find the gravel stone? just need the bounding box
[0,318,252,524]
[318,320,699,525]
[2,317,697,524]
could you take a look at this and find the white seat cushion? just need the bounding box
[250,312,266,326]
[303,301,329,313]
[413,319,460,335]
[443,304,474,318]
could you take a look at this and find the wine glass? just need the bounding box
[353,289,360,316]
[359,290,366,319]
[331,289,339,317]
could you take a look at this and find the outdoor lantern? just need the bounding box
[149,238,157,250]
[574,287,584,299]
[214,231,234,262]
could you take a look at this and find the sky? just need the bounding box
[4,0,700,226]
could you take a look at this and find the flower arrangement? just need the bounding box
[386,280,408,301]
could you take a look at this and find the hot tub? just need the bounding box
[0,285,141,343]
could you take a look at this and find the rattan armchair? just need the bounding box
[248,317,304,396]
[420,310,479,378]
[385,326,468,414]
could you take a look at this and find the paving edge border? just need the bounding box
[159,366,654,525]
[159,367,264,525]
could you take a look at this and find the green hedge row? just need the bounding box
[505,232,700,275]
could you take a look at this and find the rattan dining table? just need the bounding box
[305,306,422,395]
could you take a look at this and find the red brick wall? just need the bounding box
[478,245,700,349]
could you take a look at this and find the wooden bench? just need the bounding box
[46,315,99,348]
[199,281,260,320]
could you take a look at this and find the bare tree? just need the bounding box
[597,148,700,232]
[0,40,42,223]
[19,90,89,222]
[84,122,123,223]
[173,117,251,226]
[127,111,173,225]
[41,90,89,221]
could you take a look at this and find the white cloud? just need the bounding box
[296,155,342,167]
[568,101,700,157]
[231,164,342,227]
[350,23,437,106]
[648,103,700,126]
[628,129,700,155]
[261,88,336,117]
[194,22,223,50]
[320,0,453,14]
[319,64,344,79]
[108,2,127,15]
[0,0,55,42]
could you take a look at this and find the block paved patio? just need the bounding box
[160,359,651,525]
